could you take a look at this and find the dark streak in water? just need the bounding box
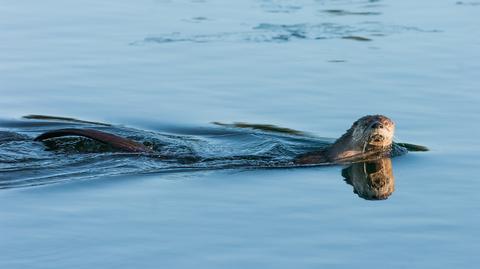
[213,122,308,136]
[183,16,210,23]
[23,115,111,126]
[322,9,381,16]
[456,1,480,6]
[342,35,372,41]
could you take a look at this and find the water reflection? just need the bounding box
[342,158,394,200]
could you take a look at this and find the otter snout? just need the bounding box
[367,117,394,147]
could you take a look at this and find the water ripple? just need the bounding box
[133,22,439,45]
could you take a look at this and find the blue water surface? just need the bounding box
[1,0,479,268]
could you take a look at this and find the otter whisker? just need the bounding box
[362,140,368,154]
[359,129,373,154]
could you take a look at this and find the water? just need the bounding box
[1,0,479,268]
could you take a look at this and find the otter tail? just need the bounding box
[34,128,151,153]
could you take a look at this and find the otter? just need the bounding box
[295,114,400,164]
[33,115,426,165]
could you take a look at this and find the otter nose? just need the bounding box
[372,122,383,129]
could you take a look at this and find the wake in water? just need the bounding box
[0,116,332,189]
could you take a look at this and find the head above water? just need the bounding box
[324,115,395,162]
[350,114,395,149]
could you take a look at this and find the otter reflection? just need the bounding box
[342,158,394,200]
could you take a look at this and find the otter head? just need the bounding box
[327,115,395,162]
[350,115,395,150]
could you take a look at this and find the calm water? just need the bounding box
[1,0,479,268]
